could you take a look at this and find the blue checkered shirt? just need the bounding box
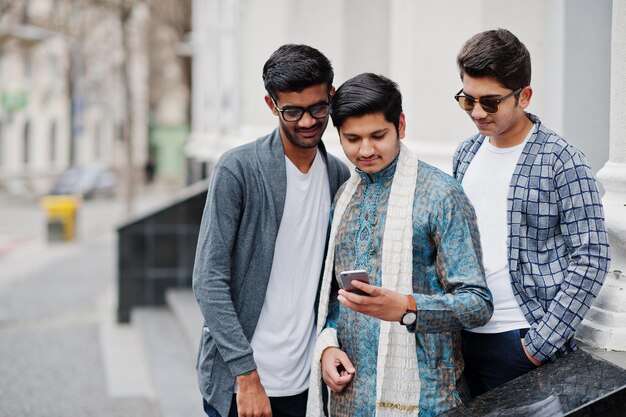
[452,113,610,362]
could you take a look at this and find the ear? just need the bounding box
[328,86,336,99]
[398,113,406,140]
[265,95,278,115]
[518,86,533,109]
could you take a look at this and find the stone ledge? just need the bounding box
[441,350,626,416]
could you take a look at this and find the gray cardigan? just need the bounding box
[192,128,349,416]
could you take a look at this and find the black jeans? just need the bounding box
[461,328,539,398]
[203,390,308,417]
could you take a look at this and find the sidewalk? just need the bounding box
[0,185,179,417]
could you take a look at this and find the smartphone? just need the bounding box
[339,270,370,296]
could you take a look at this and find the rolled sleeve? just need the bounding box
[412,183,493,333]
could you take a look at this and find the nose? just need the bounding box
[359,139,374,158]
[470,102,489,119]
[297,110,317,128]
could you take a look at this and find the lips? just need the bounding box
[358,157,379,165]
[474,120,492,130]
[296,124,321,138]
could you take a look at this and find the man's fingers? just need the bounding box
[338,291,377,315]
[337,290,368,310]
[238,404,272,417]
[338,284,377,303]
[327,373,354,393]
[322,348,356,393]
[235,379,272,417]
[521,339,542,366]
[338,284,383,308]
[336,352,356,374]
[351,280,377,295]
[323,372,350,393]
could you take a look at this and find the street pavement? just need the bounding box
[0,186,178,417]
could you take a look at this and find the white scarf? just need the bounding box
[306,143,421,417]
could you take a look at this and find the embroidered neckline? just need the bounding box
[356,153,399,184]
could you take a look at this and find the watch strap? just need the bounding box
[400,295,417,326]
[406,294,416,312]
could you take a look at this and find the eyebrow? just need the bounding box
[370,128,390,135]
[280,100,329,109]
[342,127,390,138]
[463,92,507,99]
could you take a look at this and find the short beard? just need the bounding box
[280,118,328,149]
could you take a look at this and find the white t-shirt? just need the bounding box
[462,130,534,334]
[247,151,330,396]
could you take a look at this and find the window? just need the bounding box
[94,121,101,159]
[49,120,57,162]
[23,121,31,164]
[49,54,58,76]
[23,52,32,83]
[0,121,4,166]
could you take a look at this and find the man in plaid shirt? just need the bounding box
[452,28,611,398]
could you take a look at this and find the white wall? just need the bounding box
[189,0,613,175]
[562,0,612,175]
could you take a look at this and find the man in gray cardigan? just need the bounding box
[193,44,350,417]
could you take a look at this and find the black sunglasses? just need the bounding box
[454,87,523,114]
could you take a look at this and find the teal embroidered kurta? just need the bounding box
[325,157,493,416]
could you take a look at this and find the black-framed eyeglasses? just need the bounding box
[270,97,331,122]
[454,87,523,114]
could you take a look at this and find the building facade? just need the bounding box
[186,0,612,175]
[0,0,190,197]
[187,0,625,351]
[0,20,72,195]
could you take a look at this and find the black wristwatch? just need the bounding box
[400,295,417,326]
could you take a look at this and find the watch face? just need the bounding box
[402,312,417,325]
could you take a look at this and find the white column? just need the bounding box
[185,0,216,164]
[577,1,626,351]
[129,2,150,167]
[186,0,241,165]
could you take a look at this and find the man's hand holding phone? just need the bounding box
[339,270,371,296]
[338,270,409,322]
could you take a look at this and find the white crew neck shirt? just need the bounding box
[462,129,534,334]
[247,150,330,396]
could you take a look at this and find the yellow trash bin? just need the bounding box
[40,195,82,242]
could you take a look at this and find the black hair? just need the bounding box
[457,28,531,90]
[262,44,334,98]
[331,73,403,131]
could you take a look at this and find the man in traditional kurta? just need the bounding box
[307,73,493,417]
